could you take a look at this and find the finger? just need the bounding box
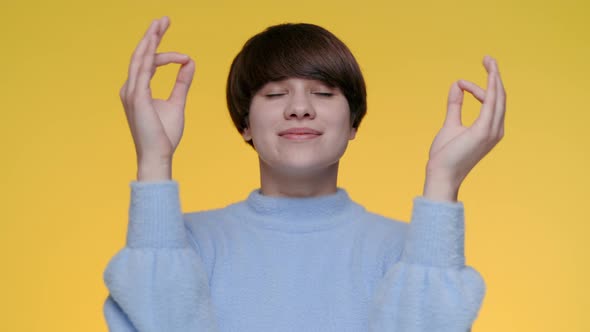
[444,81,464,127]
[473,56,497,133]
[158,16,171,41]
[127,19,159,95]
[154,52,190,67]
[152,16,170,54]
[483,55,494,73]
[457,80,486,103]
[136,33,158,99]
[168,58,196,106]
[149,52,191,79]
[144,17,172,81]
[491,59,506,137]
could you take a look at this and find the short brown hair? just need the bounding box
[226,23,367,148]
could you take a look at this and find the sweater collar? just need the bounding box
[241,187,359,233]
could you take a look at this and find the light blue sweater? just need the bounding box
[103,180,485,332]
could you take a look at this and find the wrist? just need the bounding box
[137,159,172,182]
[422,174,460,203]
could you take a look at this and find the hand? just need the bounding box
[424,56,506,197]
[119,16,196,168]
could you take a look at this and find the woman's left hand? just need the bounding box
[423,55,506,202]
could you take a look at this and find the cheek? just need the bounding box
[248,113,279,144]
[333,106,353,128]
[249,114,268,133]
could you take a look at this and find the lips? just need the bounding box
[278,127,322,141]
[278,127,322,136]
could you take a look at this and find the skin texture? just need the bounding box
[242,78,357,197]
[422,55,506,202]
[119,16,195,181]
[119,16,507,201]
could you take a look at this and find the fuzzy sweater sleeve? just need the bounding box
[102,180,220,332]
[368,197,486,332]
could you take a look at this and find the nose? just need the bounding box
[284,90,316,120]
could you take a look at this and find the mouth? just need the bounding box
[278,127,323,139]
[279,133,321,140]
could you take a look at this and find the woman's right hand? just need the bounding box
[119,16,195,180]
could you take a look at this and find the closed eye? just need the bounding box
[266,93,286,98]
[314,92,334,97]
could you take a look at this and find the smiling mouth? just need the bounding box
[279,133,321,140]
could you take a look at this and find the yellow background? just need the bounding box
[1,0,588,331]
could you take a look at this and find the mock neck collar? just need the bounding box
[238,187,360,233]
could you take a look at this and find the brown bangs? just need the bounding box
[227,23,367,147]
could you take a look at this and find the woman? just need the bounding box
[104,16,505,331]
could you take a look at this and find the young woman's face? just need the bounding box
[242,77,356,175]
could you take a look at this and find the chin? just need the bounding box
[264,155,341,175]
[256,140,349,173]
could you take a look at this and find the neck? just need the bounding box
[258,159,339,198]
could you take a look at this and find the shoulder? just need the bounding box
[355,207,409,243]
[360,209,407,228]
[353,201,409,232]
[344,197,410,249]
[351,206,410,275]
[182,201,243,231]
[180,202,245,256]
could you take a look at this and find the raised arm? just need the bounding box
[369,56,505,330]
[118,16,195,182]
[103,17,219,331]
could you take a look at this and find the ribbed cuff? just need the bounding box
[401,196,465,268]
[126,180,189,248]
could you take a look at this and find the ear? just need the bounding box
[242,127,252,141]
[349,127,357,140]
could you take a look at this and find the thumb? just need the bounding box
[168,58,196,105]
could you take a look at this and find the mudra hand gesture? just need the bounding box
[424,56,506,202]
[119,16,196,180]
